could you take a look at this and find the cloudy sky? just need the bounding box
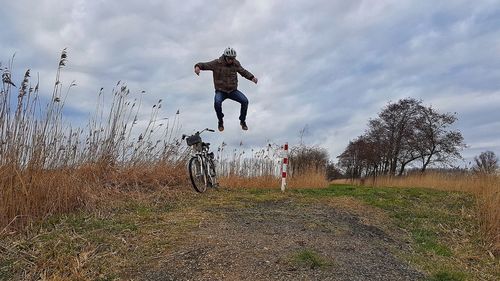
[1,0,499,167]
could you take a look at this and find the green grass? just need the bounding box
[290,249,331,269]
[428,270,466,281]
[412,229,452,257]
[0,258,14,281]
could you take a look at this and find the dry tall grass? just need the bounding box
[0,51,187,231]
[341,172,499,253]
[218,169,328,190]
[288,169,329,188]
[216,142,282,177]
[216,142,328,189]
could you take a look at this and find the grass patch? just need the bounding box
[0,258,14,281]
[428,270,466,281]
[412,229,452,257]
[248,188,275,196]
[289,249,330,269]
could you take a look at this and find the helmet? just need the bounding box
[223,47,237,58]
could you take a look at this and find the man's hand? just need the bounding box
[252,77,258,84]
[194,66,200,76]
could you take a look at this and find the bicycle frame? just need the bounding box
[197,152,215,185]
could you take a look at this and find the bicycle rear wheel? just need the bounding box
[188,156,207,193]
[207,159,218,188]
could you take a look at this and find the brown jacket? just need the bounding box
[195,56,254,93]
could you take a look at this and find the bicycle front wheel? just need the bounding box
[188,156,207,193]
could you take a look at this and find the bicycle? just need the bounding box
[182,128,218,193]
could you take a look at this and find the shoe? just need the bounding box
[218,121,224,132]
[240,121,248,131]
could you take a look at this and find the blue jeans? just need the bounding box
[214,90,248,122]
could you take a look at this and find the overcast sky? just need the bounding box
[1,0,499,167]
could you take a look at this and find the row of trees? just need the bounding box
[243,97,496,181]
[338,98,466,178]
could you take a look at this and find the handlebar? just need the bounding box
[182,128,215,140]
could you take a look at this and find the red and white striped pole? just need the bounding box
[281,143,289,192]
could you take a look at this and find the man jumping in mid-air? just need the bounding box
[194,47,258,132]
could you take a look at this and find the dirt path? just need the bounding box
[141,195,425,281]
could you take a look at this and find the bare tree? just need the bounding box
[337,137,364,179]
[369,98,422,175]
[298,124,309,145]
[473,151,498,174]
[338,98,465,177]
[337,136,378,178]
[326,161,343,180]
[414,107,465,172]
[289,145,329,177]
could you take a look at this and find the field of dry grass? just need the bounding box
[0,51,187,232]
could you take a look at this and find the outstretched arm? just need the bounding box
[236,63,258,84]
[194,59,218,76]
